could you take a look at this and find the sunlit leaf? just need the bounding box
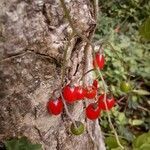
[133,132,150,148]
[139,17,150,41]
[132,89,150,95]
[129,119,144,126]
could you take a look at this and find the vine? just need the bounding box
[59,0,124,149]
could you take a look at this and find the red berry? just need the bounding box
[47,97,63,115]
[98,94,115,110]
[86,103,101,120]
[93,79,99,89]
[63,85,76,103]
[75,86,86,100]
[85,86,97,99]
[93,53,105,69]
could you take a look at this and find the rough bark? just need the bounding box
[0,0,106,149]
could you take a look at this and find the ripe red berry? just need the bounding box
[47,97,63,115]
[75,86,86,100]
[85,86,97,99]
[93,53,105,69]
[86,103,101,120]
[98,94,115,110]
[63,85,76,103]
[93,79,99,89]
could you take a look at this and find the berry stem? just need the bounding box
[61,33,74,86]
[97,70,124,149]
[60,91,77,128]
[79,68,95,82]
[86,120,99,147]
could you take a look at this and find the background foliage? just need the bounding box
[95,0,150,149]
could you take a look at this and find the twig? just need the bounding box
[137,105,150,113]
[118,96,127,103]
[0,51,28,63]
[61,33,74,86]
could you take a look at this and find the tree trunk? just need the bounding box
[0,0,106,149]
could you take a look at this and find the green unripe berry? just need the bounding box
[120,81,132,93]
[70,121,84,135]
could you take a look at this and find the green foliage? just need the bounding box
[105,136,127,149]
[139,17,150,40]
[4,137,42,150]
[132,89,150,95]
[96,0,150,149]
[133,132,150,149]
[106,132,150,150]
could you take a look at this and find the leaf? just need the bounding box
[133,132,150,148]
[129,119,143,126]
[111,147,123,150]
[118,113,127,125]
[105,136,127,149]
[4,137,42,150]
[105,136,119,148]
[5,139,20,150]
[139,144,150,150]
[132,89,150,95]
[27,144,42,150]
[139,17,150,41]
[118,126,134,142]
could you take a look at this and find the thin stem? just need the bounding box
[60,91,77,128]
[79,68,95,82]
[61,33,74,86]
[0,51,28,63]
[118,96,127,103]
[86,120,99,147]
[60,0,95,52]
[137,105,150,113]
[99,41,128,72]
[98,70,124,149]
[102,132,128,141]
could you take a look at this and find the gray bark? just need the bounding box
[0,0,106,149]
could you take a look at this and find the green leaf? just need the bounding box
[139,144,150,150]
[132,89,150,95]
[111,147,123,150]
[129,119,143,126]
[105,136,119,148]
[118,113,127,125]
[105,136,127,149]
[133,132,150,148]
[4,137,42,150]
[27,144,42,150]
[5,138,20,150]
[139,17,150,41]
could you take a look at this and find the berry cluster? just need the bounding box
[47,52,116,135]
[47,53,115,119]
